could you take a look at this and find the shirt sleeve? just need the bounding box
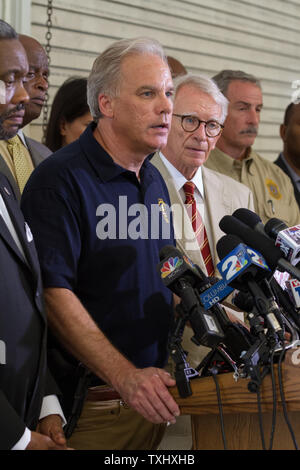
[21,187,82,290]
[39,395,66,426]
[11,428,31,450]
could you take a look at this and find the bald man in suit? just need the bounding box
[0,19,66,450]
[0,34,51,201]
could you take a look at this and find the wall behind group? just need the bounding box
[21,0,300,160]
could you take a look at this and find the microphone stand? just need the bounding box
[168,303,199,398]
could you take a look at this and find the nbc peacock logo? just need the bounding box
[160,256,183,278]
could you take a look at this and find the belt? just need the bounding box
[86,385,122,402]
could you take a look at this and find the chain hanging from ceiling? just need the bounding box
[42,0,53,143]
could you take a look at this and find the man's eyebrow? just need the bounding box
[234,100,263,108]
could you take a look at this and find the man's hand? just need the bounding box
[26,414,71,450]
[115,367,180,425]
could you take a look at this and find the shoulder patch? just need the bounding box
[265,178,282,200]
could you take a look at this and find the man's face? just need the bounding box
[163,84,222,178]
[20,36,49,126]
[0,39,29,139]
[108,53,173,157]
[220,80,263,155]
[280,104,300,169]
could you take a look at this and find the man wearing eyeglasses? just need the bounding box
[151,74,254,447]
[152,74,254,449]
[152,74,254,275]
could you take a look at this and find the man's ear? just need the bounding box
[98,93,114,118]
[280,123,287,142]
[59,118,67,136]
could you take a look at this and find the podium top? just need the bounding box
[169,348,300,415]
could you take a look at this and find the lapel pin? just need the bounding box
[4,187,10,196]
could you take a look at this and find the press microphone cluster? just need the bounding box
[218,208,300,334]
[157,245,254,397]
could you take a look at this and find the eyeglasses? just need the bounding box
[172,114,224,137]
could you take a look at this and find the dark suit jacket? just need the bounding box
[0,173,54,449]
[274,153,300,208]
[0,135,51,203]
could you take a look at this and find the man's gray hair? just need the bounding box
[0,20,18,39]
[87,37,168,122]
[212,70,261,97]
[173,73,229,124]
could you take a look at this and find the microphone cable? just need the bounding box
[268,347,277,450]
[256,383,266,450]
[210,365,228,450]
[277,345,299,450]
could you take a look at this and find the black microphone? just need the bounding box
[158,245,225,347]
[217,234,284,342]
[159,245,254,363]
[219,215,300,280]
[232,208,268,237]
[265,218,288,240]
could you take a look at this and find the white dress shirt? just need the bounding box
[159,152,214,251]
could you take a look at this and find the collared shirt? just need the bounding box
[159,151,214,251]
[205,147,300,226]
[21,123,175,370]
[280,152,300,193]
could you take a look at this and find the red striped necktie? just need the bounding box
[183,181,214,276]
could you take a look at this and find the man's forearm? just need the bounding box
[44,287,135,388]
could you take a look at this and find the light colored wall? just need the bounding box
[25,0,300,160]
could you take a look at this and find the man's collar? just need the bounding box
[79,122,154,182]
[280,151,300,183]
[159,151,204,198]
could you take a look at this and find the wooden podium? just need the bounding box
[169,348,300,450]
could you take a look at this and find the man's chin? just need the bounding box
[0,125,19,140]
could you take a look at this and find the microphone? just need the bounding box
[217,234,284,342]
[264,218,288,240]
[285,279,300,310]
[265,219,300,266]
[219,215,300,280]
[158,245,225,347]
[232,209,300,267]
[232,208,268,237]
[158,245,253,362]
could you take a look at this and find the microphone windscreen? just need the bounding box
[264,218,288,240]
[216,234,243,260]
[159,244,178,261]
[232,208,262,229]
[219,215,282,270]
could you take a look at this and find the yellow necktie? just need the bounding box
[6,135,33,193]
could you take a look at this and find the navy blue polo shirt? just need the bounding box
[21,123,175,369]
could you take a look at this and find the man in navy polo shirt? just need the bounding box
[21,37,179,450]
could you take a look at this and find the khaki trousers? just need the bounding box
[67,399,166,450]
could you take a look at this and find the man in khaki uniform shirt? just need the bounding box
[205,70,300,226]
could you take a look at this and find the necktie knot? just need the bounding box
[6,135,33,193]
[6,135,20,148]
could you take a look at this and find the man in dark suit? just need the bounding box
[275,102,300,208]
[0,19,66,450]
[0,33,51,201]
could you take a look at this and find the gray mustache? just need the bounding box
[240,127,257,135]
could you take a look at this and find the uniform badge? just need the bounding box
[25,221,33,242]
[158,198,170,224]
[265,179,282,200]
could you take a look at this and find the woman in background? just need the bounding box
[45,76,92,152]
